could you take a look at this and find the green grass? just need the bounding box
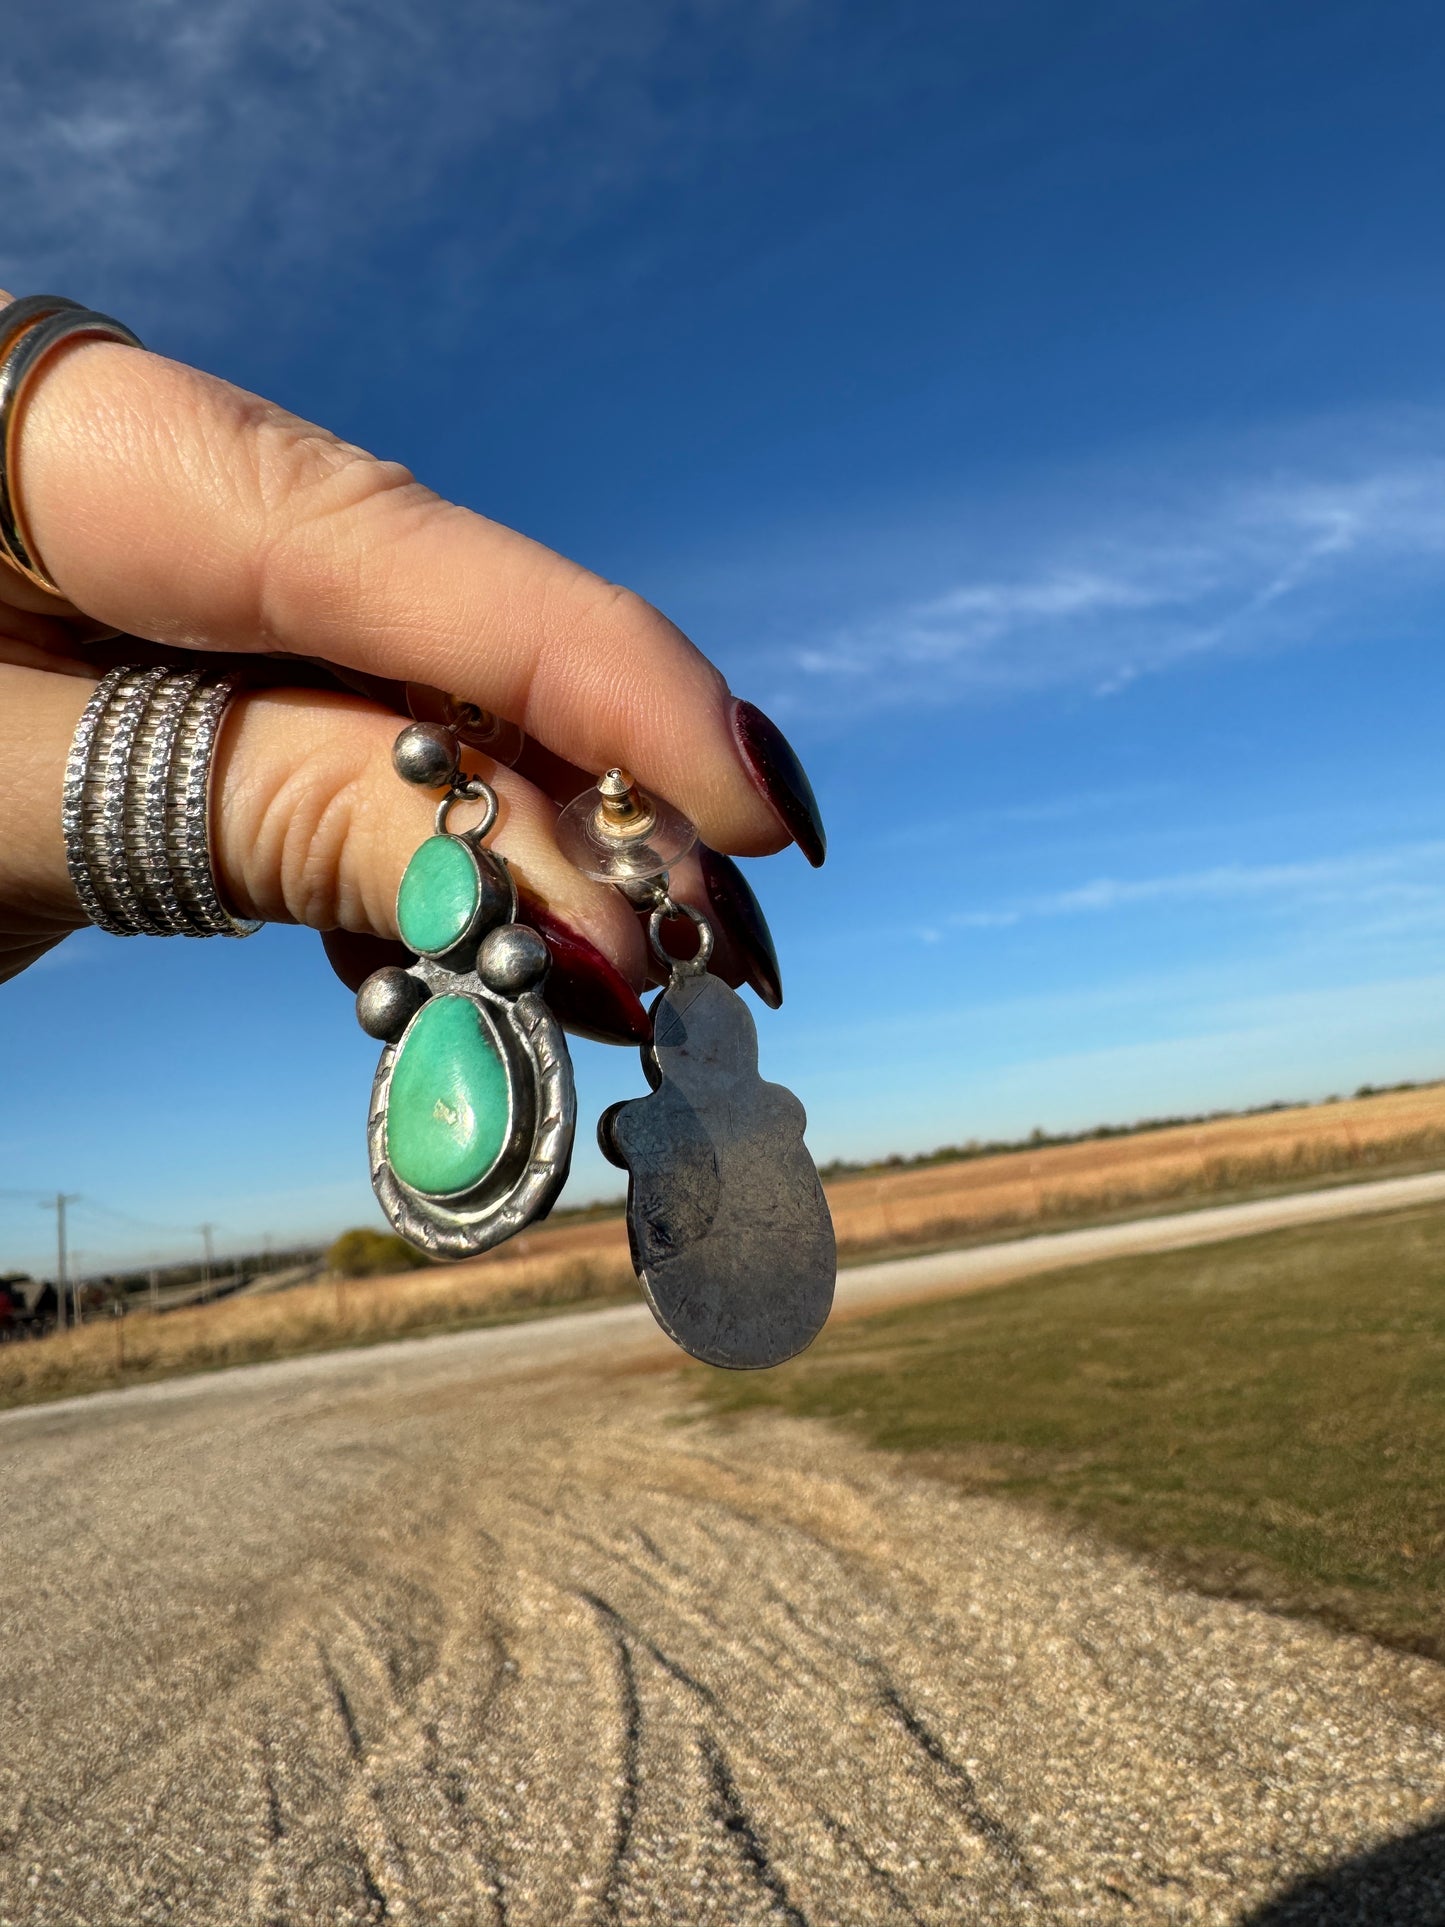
[701,1201,1445,1658]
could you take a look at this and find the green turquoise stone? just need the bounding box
[397,835,480,955]
[385,995,510,1196]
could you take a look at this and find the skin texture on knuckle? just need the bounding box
[216,693,415,934]
[227,401,436,654]
[19,347,431,651]
[222,744,369,932]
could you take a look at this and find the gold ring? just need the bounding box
[0,294,144,598]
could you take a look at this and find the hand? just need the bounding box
[0,301,824,1035]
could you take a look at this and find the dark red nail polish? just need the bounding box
[698,846,783,1008]
[515,897,651,1046]
[730,700,827,867]
[321,928,414,994]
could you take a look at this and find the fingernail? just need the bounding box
[320,928,413,994]
[730,699,827,867]
[698,846,783,1008]
[516,897,651,1046]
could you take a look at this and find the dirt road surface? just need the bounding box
[3,1175,1445,1926]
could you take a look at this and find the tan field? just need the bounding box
[4,1080,1443,1411]
[824,1078,1445,1256]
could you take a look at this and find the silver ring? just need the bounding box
[92,665,169,933]
[62,667,260,939]
[0,295,144,596]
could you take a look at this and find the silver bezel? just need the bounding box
[398,834,515,972]
[367,954,576,1258]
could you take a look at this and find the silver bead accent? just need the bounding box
[356,966,429,1042]
[392,722,460,790]
[477,924,550,995]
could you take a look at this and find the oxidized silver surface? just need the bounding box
[172,675,260,935]
[356,965,428,1041]
[391,721,459,790]
[600,964,836,1370]
[365,949,576,1259]
[61,665,258,939]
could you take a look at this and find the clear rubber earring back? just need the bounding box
[555,768,697,884]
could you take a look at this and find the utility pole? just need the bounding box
[148,1267,159,1314]
[41,1194,80,1333]
[198,1224,216,1295]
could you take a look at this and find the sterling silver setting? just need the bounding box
[366,950,576,1259]
[359,731,577,1260]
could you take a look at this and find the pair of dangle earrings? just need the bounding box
[354,716,836,1370]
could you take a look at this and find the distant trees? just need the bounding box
[327,1228,433,1278]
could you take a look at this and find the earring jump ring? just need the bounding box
[0,295,144,597]
[647,898,714,974]
[435,776,500,844]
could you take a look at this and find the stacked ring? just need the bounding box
[63,666,260,939]
[0,294,144,596]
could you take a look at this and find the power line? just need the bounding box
[71,1196,198,1234]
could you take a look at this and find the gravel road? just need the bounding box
[3,1175,1445,1925]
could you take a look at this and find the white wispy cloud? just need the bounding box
[0,0,804,325]
[792,450,1445,707]
[943,840,1445,933]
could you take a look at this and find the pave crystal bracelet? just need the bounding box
[62,665,261,938]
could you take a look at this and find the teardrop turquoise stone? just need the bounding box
[385,995,510,1196]
[397,836,480,955]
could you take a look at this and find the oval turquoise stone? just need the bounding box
[397,836,480,955]
[385,995,511,1196]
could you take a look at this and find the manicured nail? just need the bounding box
[730,699,827,867]
[698,846,782,1008]
[321,928,413,993]
[516,897,652,1046]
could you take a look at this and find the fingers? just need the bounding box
[0,661,652,1039]
[213,683,649,979]
[223,690,654,1042]
[8,330,824,863]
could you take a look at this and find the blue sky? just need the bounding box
[3,0,1445,1274]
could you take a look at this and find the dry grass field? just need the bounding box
[3,1081,1443,1411]
[0,1242,638,1411]
[824,1079,1445,1257]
